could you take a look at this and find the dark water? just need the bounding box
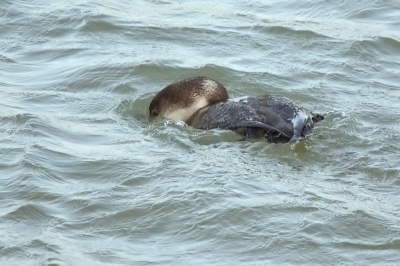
[1,1,400,265]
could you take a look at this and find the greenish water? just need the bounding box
[1,1,400,265]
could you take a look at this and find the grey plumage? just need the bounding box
[149,77,324,143]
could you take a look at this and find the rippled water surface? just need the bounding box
[1,1,400,265]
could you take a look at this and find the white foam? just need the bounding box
[230,96,249,103]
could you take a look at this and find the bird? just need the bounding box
[149,76,324,143]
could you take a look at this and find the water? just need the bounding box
[1,0,400,265]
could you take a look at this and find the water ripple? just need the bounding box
[1,0,400,265]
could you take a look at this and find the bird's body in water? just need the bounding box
[149,76,324,143]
